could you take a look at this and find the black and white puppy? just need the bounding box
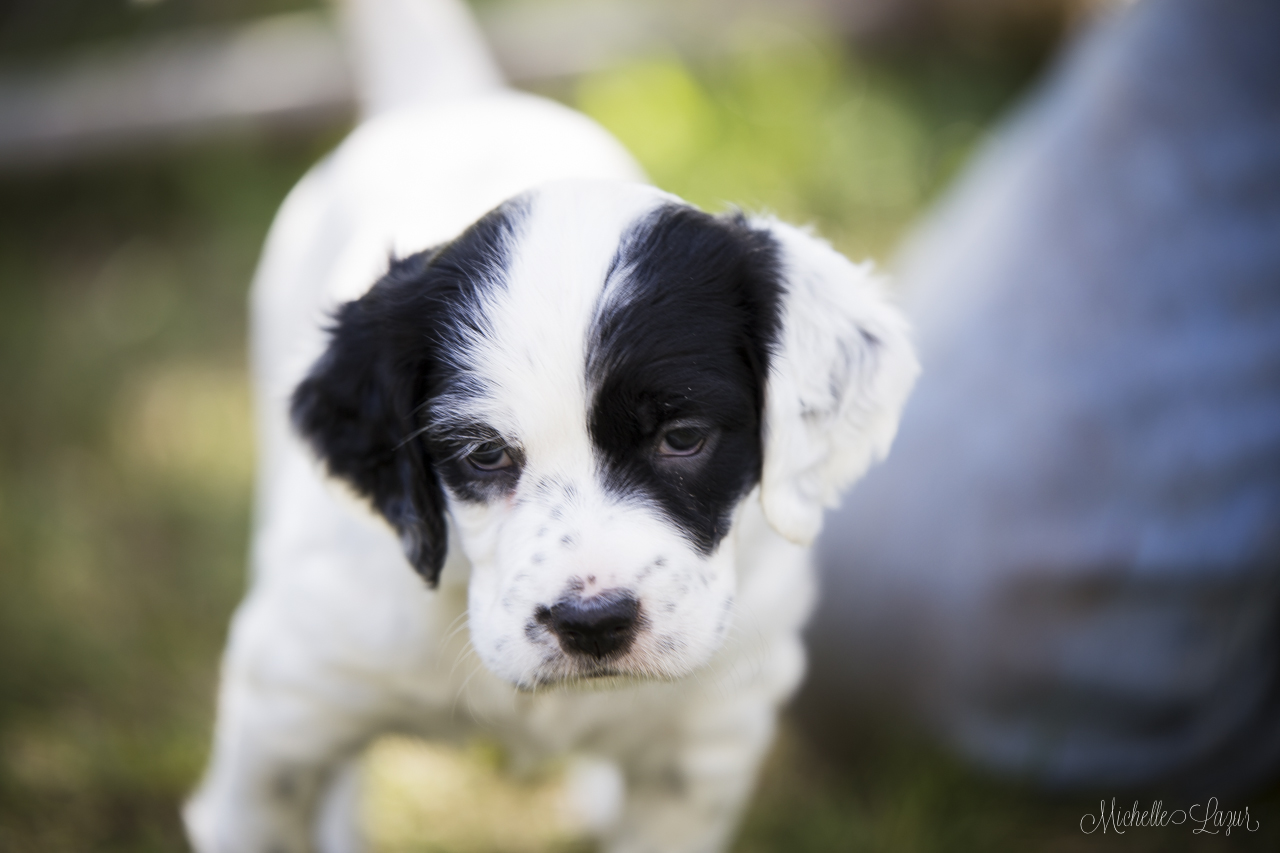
[185,90,917,853]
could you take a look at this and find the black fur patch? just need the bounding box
[290,199,526,585]
[588,205,784,553]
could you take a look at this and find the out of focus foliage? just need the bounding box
[575,42,1015,258]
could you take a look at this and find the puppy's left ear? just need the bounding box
[291,251,451,585]
[754,218,919,545]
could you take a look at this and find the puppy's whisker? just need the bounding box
[448,638,482,682]
[393,422,434,450]
[441,612,472,646]
[434,611,472,665]
[452,656,490,723]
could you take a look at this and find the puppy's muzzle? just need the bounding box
[537,591,640,659]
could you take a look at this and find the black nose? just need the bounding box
[537,591,641,659]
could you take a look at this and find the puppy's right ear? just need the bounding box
[754,219,919,546]
[291,250,450,585]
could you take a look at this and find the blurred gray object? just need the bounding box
[800,0,1280,795]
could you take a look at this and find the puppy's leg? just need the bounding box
[184,669,375,853]
[604,697,777,853]
[315,757,364,853]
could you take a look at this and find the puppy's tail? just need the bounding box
[334,0,505,119]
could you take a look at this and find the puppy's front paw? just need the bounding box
[183,785,310,853]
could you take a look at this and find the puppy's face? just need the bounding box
[294,180,917,689]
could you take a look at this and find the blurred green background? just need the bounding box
[1,1,1276,850]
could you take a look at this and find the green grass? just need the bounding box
[0,138,330,851]
[2,35,1275,852]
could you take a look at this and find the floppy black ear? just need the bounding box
[291,249,450,585]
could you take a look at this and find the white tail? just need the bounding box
[335,0,506,118]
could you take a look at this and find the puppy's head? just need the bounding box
[293,180,916,688]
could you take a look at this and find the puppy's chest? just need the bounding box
[460,676,695,761]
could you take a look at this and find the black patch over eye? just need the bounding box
[587,204,783,554]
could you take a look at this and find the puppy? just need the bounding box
[184,87,917,853]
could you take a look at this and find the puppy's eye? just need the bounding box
[657,427,707,457]
[467,441,513,471]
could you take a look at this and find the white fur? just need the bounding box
[185,90,915,853]
[758,219,920,545]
